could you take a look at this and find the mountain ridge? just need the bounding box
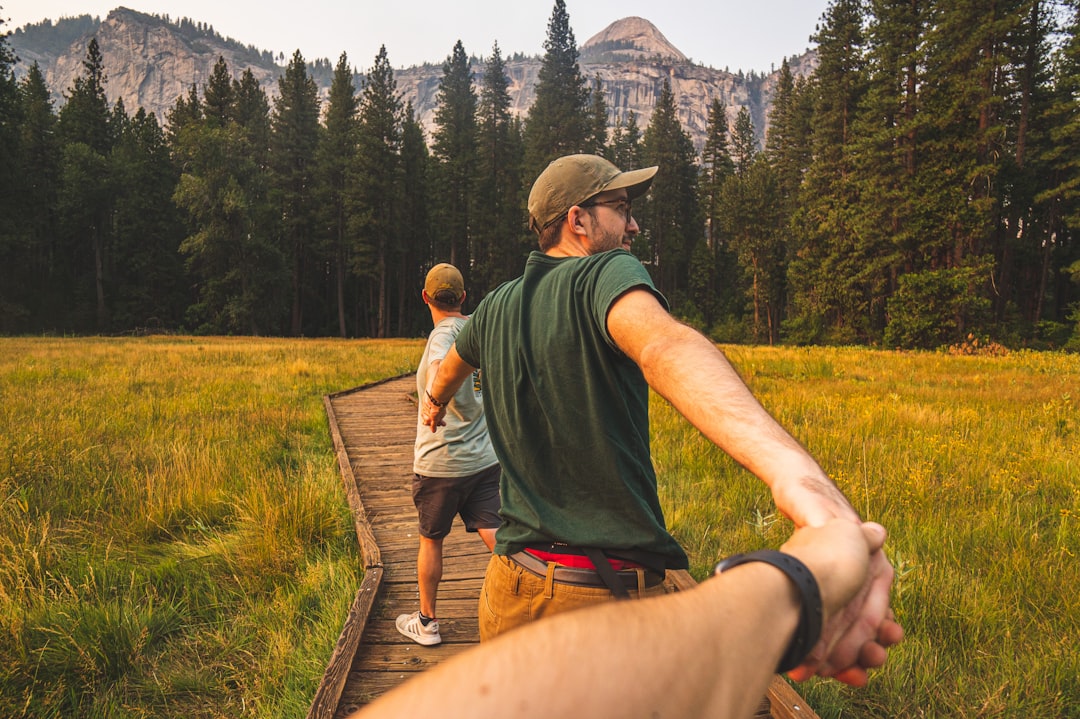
[8,8,818,150]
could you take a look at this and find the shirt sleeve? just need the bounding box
[425,322,458,369]
[592,251,668,350]
[455,309,480,368]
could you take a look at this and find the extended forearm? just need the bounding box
[427,345,474,404]
[642,323,855,525]
[610,291,856,527]
[356,564,800,719]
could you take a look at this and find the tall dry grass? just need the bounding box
[2,338,1077,717]
[0,336,423,718]
[653,345,1079,717]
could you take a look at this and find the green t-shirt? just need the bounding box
[456,249,688,569]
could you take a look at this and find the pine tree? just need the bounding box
[719,99,788,345]
[0,17,26,330]
[919,0,1025,267]
[165,83,202,145]
[696,98,738,327]
[12,64,60,330]
[431,40,478,268]
[399,102,431,335]
[609,110,644,172]
[1037,0,1080,342]
[764,60,811,221]
[787,0,869,344]
[1042,0,1080,233]
[231,68,282,334]
[109,107,187,329]
[271,50,321,335]
[57,37,114,330]
[995,0,1064,328]
[886,0,1032,344]
[474,42,526,294]
[720,156,786,344]
[641,78,700,300]
[849,0,929,300]
[700,99,734,249]
[730,106,758,175]
[763,59,816,338]
[353,45,403,337]
[173,60,280,335]
[316,52,359,337]
[203,56,234,128]
[586,74,609,155]
[523,0,589,181]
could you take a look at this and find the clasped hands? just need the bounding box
[783,521,905,687]
[421,393,448,431]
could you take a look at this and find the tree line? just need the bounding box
[1,0,1078,349]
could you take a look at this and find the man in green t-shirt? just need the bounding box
[421,154,901,685]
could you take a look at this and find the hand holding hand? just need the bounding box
[421,394,447,432]
[781,521,904,686]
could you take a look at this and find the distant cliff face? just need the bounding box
[11,9,816,151]
[13,8,281,119]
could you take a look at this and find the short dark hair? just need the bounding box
[429,290,463,310]
[537,216,564,251]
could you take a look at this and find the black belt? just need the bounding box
[508,551,665,592]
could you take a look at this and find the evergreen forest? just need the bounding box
[2,0,1079,349]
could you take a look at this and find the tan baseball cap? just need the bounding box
[527,154,658,233]
[424,263,465,304]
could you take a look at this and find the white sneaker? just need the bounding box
[396,611,441,645]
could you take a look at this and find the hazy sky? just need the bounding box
[4,0,830,73]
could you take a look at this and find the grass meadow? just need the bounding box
[1,337,1077,718]
[0,337,420,718]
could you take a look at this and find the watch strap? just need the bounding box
[714,549,823,674]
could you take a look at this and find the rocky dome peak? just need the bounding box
[581,17,688,63]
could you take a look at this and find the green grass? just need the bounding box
[0,336,422,718]
[653,345,1080,718]
[2,338,1077,717]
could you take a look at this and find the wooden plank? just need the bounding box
[350,642,474,672]
[335,672,413,718]
[306,569,384,719]
[313,373,819,719]
[767,676,821,719]
[323,394,381,569]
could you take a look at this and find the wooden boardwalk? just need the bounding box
[307,373,818,719]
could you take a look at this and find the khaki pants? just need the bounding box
[477,554,671,641]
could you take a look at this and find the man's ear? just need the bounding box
[567,205,590,237]
[421,290,431,304]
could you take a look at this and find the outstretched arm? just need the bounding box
[606,287,902,682]
[421,345,476,431]
[607,288,852,526]
[351,520,883,719]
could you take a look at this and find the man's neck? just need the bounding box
[546,237,591,258]
[430,307,466,324]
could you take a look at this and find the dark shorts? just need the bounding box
[412,463,501,540]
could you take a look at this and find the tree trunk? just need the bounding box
[336,241,347,338]
[93,226,107,331]
[291,240,303,336]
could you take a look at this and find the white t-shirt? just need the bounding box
[413,316,498,477]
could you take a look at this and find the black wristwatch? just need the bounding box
[425,389,446,408]
[714,549,823,674]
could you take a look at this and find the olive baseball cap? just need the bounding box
[424,263,465,304]
[527,154,658,233]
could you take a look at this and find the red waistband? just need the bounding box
[524,548,643,571]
